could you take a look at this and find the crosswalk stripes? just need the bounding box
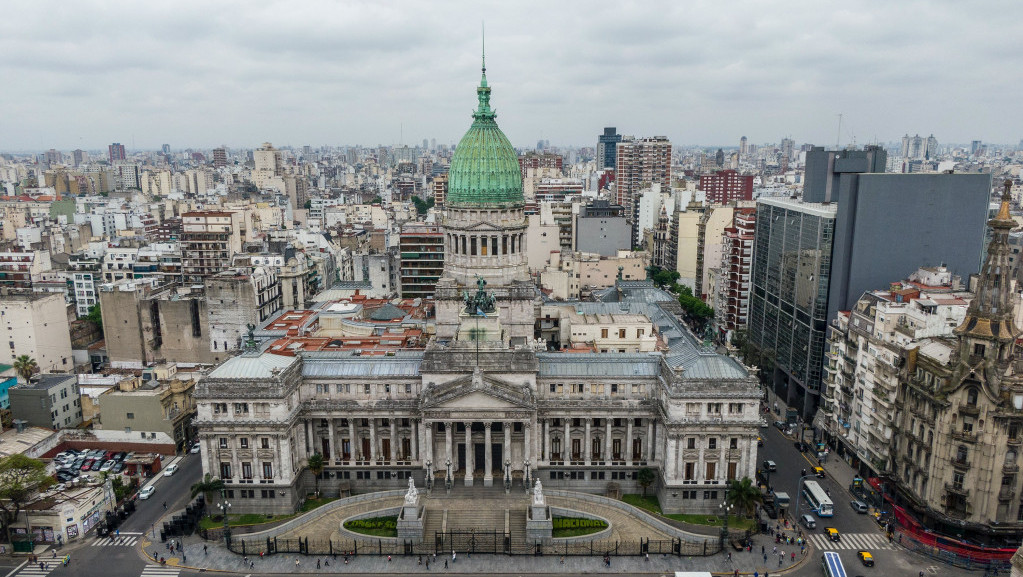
[140,565,180,577]
[91,534,140,547]
[13,561,56,577]
[806,532,895,551]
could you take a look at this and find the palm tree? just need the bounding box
[12,355,37,383]
[725,477,764,518]
[307,453,325,497]
[190,473,225,516]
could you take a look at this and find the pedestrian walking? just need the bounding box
[762,545,765,554]
[792,551,796,561]
[764,554,768,562]
[317,559,321,569]
[250,562,254,569]
[444,559,448,569]
[295,559,300,567]
[388,555,392,562]
[728,552,732,561]
[419,555,423,565]
[204,544,208,555]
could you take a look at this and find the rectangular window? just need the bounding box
[708,438,717,450]
[708,403,722,414]
[261,489,276,499]
[618,328,626,338]
[233,403,249,415]
[240,438,249,449]
[706,462,717,480]
[684,462,695,480]
[242,462,253,479]
[262,462,273,479]
[687,438,696,449]
[126,413,134,420]
[219,437,228,448]
[601,328,608,339]
[220,462,232,478]
[729,437,738,449]
[728,403,743,414]
[703,490,718,500]
[261,437,270,449]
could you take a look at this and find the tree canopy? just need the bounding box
[0,455,54,543]
[307,453,325,496]
[411,196,435,216]
[12,356,37,382]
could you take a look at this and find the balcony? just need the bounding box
[944,482,969,497]
[958,404,980,417]
[951,458,971,470]
[998,488,1015,502]
[950,429,977,443]
[1008,437,1022,446]
[1004,462,1019,474]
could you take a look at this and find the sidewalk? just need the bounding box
[140,531,814,575]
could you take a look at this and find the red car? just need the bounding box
[80,459,94,471]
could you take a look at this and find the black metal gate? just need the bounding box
[435,530,507,555]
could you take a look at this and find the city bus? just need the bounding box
[803,480,834,517]
[821,551,846,577]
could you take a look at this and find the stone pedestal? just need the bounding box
[396,503,424,544]
[526,503,552,543]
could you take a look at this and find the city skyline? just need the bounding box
[2,1,1022,151]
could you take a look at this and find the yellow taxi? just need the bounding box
[813,466,825,478]
[758,436,764,447]
[858,550,874,566]
[825,527,841,541]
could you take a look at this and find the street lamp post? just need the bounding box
[523,459,531,489]
[217,489,232,549]
[719,500,734,547]
[504,459,511,493]
[425,459,432,491]
[445,458,452,493]
[792,474,816,521]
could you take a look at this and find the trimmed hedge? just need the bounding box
[552,517,608,530]
[343,516,398,537]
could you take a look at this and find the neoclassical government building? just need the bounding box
[193,63,761,515]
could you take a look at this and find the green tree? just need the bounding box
[303,199,312,210]
[411,196,435,216]
[190,473,225,516]
[369,196,383,204]
[86,304,103,335]
[12,355,37,383]
[307,453,325,496]
[724,477,763,518]
[636,467,656,497]
[0,455,54,544]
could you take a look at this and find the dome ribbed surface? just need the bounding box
[447,71,523,207]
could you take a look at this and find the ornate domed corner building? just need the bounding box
[434,58,536,346]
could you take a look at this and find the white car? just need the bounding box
[99,460,116,472]
[139,486,155,500]
[189,444,201,454]
[163,464,179,477]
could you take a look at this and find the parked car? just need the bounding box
[81,459,95,471]
[112,462,125,474]
[763,460,777,472]
[858,551,874,567]
[90,460,103,472]
[774,420,787,431]
[114,452,128,461]
[800,514,816,530]
[850,499,869,513]
[190,444,201,454]
[99,460,116,472]
[163,464,179,477]
[138,486,155,500]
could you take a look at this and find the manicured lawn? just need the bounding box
[622,494,756,530]
[198,496,338,530]
[622,494,661,513]
[343,516,397,538]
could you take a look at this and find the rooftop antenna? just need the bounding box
[482,21,486,73]
[835,113,842,149]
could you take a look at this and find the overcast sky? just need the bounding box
[2,0,1021,152]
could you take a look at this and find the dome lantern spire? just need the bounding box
[475,25,494,121]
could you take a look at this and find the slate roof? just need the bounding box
[207,353,297,380]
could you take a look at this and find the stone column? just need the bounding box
[484,422,493,486]
[303,419,311,455]
[626,419,634,466]
[524,421,532,465]
[464,421,474,485]
[564,420,571,461]
[605,419,612,462]
[584,419,591,466]
[348,419,356,461]
[424,421,433,464]
[445,421,453,463]
[327,419,336,463]
[369,418,377,462]
[543,419,550,461]
[414,419,421,462]
[503,422,511,469]
[390,419,398,462]
[647,420,654,461]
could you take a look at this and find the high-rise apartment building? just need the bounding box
[181,211,241,282]
[0,292,73,372]
[71,149,86,167]
[699,170,753,204]
[900,134,939,160]
[432,174,448,207]
[108,142,126,163]
[750,149,990,417]
[518,152,563,179]
[615,136,671,247]
[399,223,445,298]
[212,147,228,168]
[596,127,622,170]
[716,207,756,342]
[740,136,748,156]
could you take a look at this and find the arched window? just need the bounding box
[1006,450,1017,466]
[956,445,968,464]
[967,388,979,406]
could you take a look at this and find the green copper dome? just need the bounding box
[447,65,523,207]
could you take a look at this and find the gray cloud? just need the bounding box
[1,0,1021,151]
